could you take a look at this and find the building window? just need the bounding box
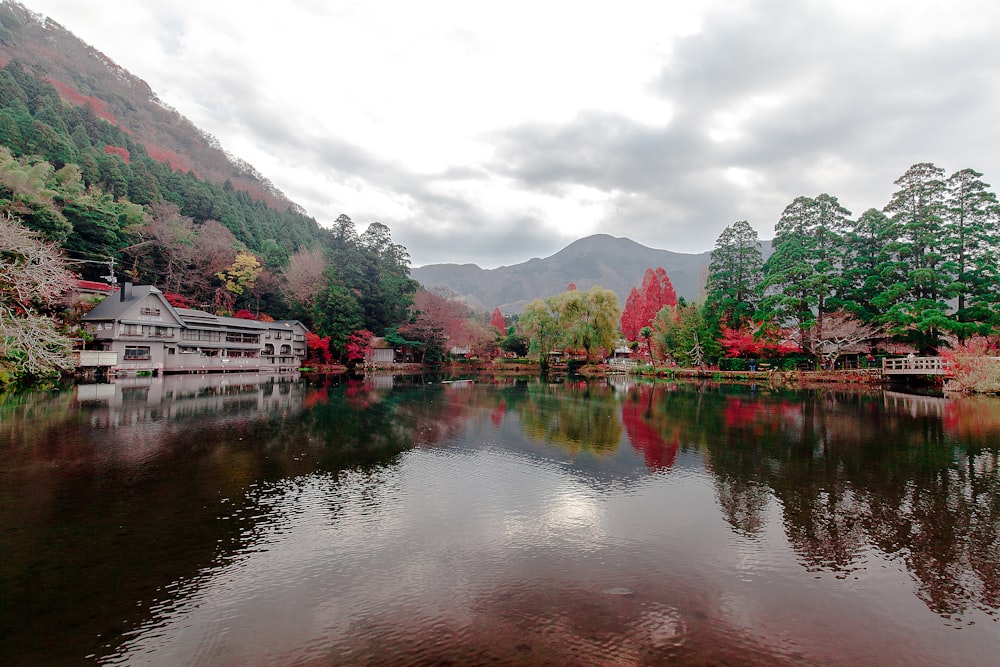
[123,346,151,360]
[225,332,260,344]
[182,330,221,342]
[140,307,161,316]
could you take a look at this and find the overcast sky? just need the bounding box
[21,0,1000,268]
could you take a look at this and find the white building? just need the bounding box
[80,284,308,375]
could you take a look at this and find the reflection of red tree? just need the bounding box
[944,398,1000,441]
[491,399,506,428]
[345,378,375,410]
[621,387,678,470]
[303,388,327,409]
[723,399,764,428]
[304,376,336,409]
[723,397,795,435]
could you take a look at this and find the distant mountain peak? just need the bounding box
[411,235,714,313]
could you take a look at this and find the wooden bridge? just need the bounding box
[882,356,952,377]
[607,358,639,373]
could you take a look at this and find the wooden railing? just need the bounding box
[882,356,952,376]
[607,358,639,372]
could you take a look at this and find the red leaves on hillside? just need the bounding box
[103,145,130,163]
[48,78,202,176]
[47,78,116,122]
[145,144,197,174]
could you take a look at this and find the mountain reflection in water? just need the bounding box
[1,375,998,666]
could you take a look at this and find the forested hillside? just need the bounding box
[0,58,325,277]
[0,51,418,381]
[0,1,293,208]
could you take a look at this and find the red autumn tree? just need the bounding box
[306,331,333,364]
[620,287,644,343]
[163,292,194,309]
[719,325,763,358]
[490,307,505,333]
[719,322,799,358]
[345,329,373,365]
[640,267,677,322]
[620,267,679,343]
[654,268,677,310]
[412,289,471,344]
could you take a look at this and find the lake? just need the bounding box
[1,373,998,665]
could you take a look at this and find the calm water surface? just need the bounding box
[1,373,999,666]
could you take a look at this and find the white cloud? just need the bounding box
[20,0,1000,267]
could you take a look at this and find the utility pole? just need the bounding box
[100,256,118,287]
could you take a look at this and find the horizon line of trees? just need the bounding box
[4,54,1000,384]
[584,161,1000,371]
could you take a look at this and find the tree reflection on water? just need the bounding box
[610,382,1000,619]
[2,374,999,665]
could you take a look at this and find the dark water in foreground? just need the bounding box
[1,373,998,666]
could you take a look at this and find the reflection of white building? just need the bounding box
[80,284,308,375]
[76,372,303,416]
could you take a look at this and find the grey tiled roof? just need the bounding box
[83,285,308,334]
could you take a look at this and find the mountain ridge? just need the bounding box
[411,234,773,314]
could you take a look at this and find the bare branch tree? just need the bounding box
[0,212,75,379]
[799,311,886,368]
[280,246,327,308]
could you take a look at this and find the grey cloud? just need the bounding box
[402,213,562,269]
[480,1,1000,258]
[171,0,1000,266]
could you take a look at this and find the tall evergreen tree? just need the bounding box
[877,162,951,348]
[840,208,892,321]
[705,219,762,329]
[758,194,850,347]
[943,168,1000,330]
